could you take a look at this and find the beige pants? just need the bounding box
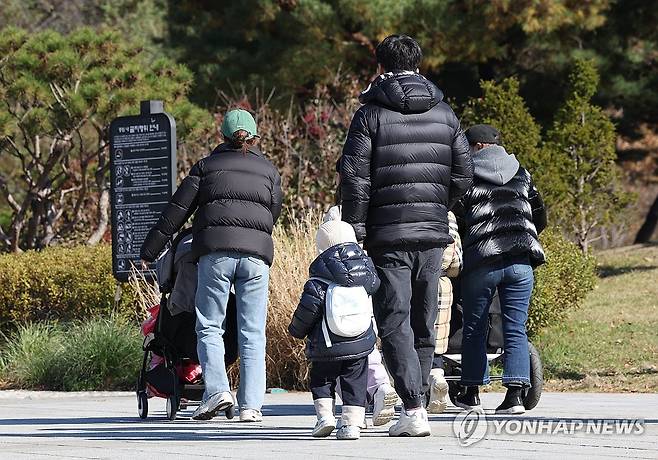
[434,276,453,354]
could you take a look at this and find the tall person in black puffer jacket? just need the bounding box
[289,219,379,440]
[141,109,282,423]
[453,124,547,416]
[339,34,473,437]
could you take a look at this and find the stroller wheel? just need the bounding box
[225,405,235,420]
[166,396,178,421]
[137,391,148,419]
[523,341,543,410]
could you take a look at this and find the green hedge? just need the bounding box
[0,244,138,328]
[528,227,597,336]
[0,317,142,390]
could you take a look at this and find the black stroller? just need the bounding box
[136,228,239,420]
[442,287,543,410]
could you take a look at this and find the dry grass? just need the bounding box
[127,265,160,322]
[263,210,321,389]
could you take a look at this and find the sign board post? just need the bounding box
[109,100,176,282]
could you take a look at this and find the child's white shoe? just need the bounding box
[338,405,365,439]
[312,398,336,437]
[312,418,335,437]
[336,424,360,440]
[427,368,449,414]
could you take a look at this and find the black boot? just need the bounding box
[495,385,526,415]
[454,386,481,410]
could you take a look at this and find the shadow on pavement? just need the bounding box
[0,423,313,441]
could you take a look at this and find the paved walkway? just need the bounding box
[0,391,656,459]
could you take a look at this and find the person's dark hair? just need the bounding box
[375,35,422,72]
[224,129,257,155]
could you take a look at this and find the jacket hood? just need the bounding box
[213,142,264,157]
[309,242,377,289]
[473,145,520,185]
[359,72,444,114]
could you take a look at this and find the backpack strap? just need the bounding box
[321,316,333,348]
[309,276,334,348]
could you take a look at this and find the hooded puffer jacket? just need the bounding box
[141,143,283,264]
[456,145,547,272]
[340,71,473,251]
[288,242,379,361]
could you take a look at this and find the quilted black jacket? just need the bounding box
[456,145,546,272]
[340,71,473,251]
[288,242,379,361]
[140,143,283,264]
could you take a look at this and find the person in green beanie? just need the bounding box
[141,109,282,422]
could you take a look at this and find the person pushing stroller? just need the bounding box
[454,124,547,414]
[289,219,380,440]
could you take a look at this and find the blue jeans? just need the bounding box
[195,251,270,410]
[460,257,534,387]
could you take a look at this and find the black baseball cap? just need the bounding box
[465,124,502,145]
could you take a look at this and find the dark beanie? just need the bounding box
[465,124,502,145]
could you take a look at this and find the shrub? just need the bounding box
[528,228,597,337]
[0,317,142,390]
[57,316,143,391]
[0,322,65,388]
[0,244,139,328]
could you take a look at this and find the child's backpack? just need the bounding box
[310,277,373,347]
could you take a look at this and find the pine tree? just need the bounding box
[543,58,631,252]
[0,27,212,252]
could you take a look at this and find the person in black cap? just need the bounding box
[453,123,547,414]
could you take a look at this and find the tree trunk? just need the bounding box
[87,139,109,245]
[41,199,59,247]
[87,187,109,245]
[634,194,658,244]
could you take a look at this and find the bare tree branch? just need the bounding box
[0,172,21,212]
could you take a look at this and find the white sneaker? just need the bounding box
[388,408,431,437]
[372,383,398,426]
[239,408,263,422]
[191,391,234,420]
[312,417,336,437]
[427,369,449,414]
[336,425,360,440]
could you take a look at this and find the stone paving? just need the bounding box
[0,391,656,459]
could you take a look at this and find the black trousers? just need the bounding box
[310,358,368,407]
[371,247,444,409]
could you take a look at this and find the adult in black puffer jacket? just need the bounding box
[454,124,546,417]
[339,35,473,426]
[140,109,282,421]
[458,149,546,273]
